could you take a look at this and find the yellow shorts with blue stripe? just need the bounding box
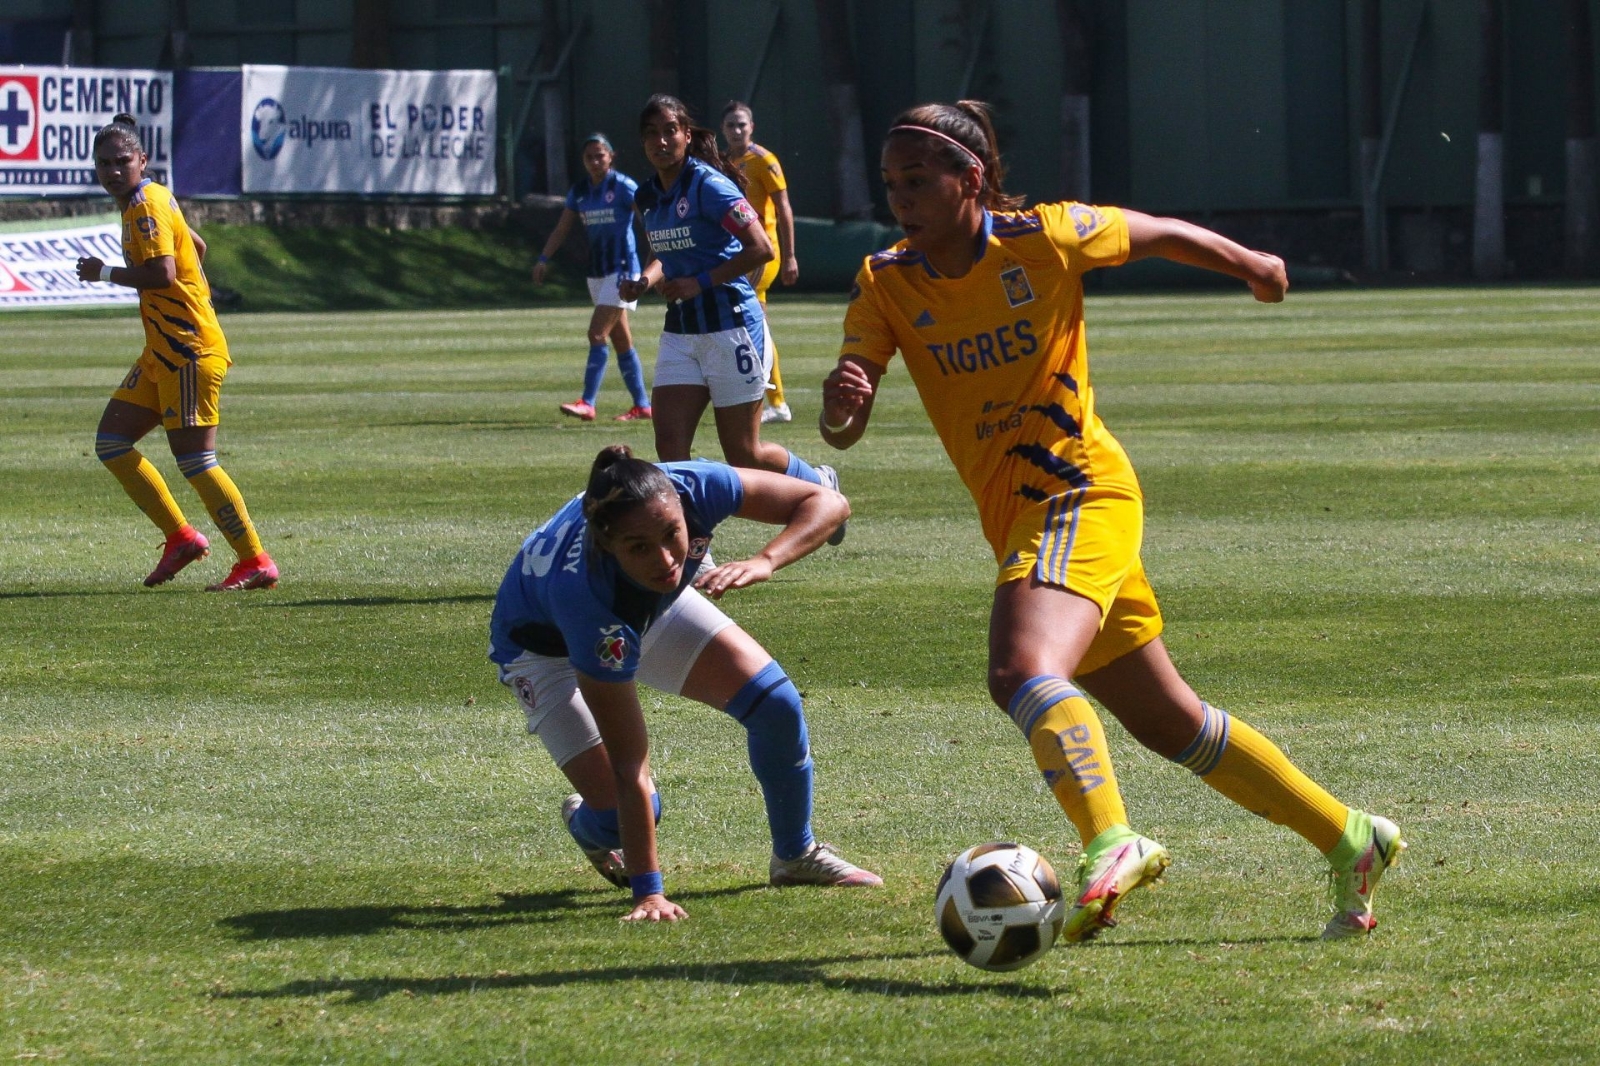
[995,490,1164,676]
[112,347,229,430]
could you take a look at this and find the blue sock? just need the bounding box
[581,343,608,404]
[724,660,815,861]
[565,790,662,852]
[616,347,649,407]
[783,451,824,487]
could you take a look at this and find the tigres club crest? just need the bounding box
[594,625,630,670]
[688,536,711,560]
[1000,264,1035,308]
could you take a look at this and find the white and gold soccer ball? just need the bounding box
[935,842,1065,971]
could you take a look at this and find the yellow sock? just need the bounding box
[176,451,265,561]
[1009,675,1128,844]
[97,435,186,536]
[1177,702,1348,855]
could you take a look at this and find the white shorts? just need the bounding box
[496,586,738,767]
[652,323,770,407]
[587,275,638,311]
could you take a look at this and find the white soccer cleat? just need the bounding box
[769,841,882,887]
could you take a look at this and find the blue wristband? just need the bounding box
[696,270,714,291]
[537,254,550,264]
[629,871,664,900]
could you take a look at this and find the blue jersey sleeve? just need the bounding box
[664,460,745,528]
[551,591,644,681]
[697,169,756,235]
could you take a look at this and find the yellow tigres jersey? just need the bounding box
[732,142,787,239]
[121,180,229,366]
[841,203,1141,554]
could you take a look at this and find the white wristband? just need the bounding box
[821,414,854,434]
[99,264,115,283]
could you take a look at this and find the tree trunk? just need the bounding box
[1359,0,1384,272]
[1057,0,1091,202]
[648,0,680,96]
[1473,0,1505,280]
[540,0,569,195]
[1565,0,1597,274]
[69,0,97,65]
[351,0,393,69]
[813,0,873,219]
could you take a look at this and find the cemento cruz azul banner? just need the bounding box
[240,65,496,195]
[0,68,174,195]
[0,217,139,309]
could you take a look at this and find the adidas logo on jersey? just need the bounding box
[914,309,935,327]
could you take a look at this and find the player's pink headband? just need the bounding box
[889,124,986,174]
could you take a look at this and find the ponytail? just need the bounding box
[93,112,144,156]
[886,99,1023,211]
[582,444,675,547]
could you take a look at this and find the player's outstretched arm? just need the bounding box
[695,470,850,598]
[1123,209,1287,303]
[819,355,882,449]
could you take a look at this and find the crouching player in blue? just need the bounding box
[489,445,880,921]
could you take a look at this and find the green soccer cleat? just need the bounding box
[1324,810,1405,939]
[1062,827,1170,943]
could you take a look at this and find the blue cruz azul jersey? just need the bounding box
[564,170,641,278]
[488,461,745,680]
[636,156,764,335]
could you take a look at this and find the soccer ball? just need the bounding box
[935,842,1065,971]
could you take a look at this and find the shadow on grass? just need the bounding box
[1093,933,1321,948]
[264,594,495,609]
[221,884,768,940]
[210,950,1051,1002]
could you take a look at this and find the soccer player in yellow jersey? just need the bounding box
[75,115,277,591]
[721,102,798,424]
[821,101,1403,941]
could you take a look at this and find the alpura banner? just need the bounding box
[0,216,138,309]
[240,65,496,195]
[0,68,174,195]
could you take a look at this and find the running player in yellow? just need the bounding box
[721,102,798,424]
[821,101,1403,941]
[75,114,277,591]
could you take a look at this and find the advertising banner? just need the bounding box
[0,68,174,195]
[240,65,496,195]
[0,216,138,309]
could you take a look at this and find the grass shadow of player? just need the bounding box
[220,883,771,941]
[209,949,1052,1003]
[264,593,495,609]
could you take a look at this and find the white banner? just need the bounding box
[0,217,137,309]
[241,65,496,195]
[0,68,173,196]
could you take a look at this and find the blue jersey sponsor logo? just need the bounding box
[925,319,1037,376]
[594,625,630,670]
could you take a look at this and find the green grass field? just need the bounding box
[2,288,1598,1064]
